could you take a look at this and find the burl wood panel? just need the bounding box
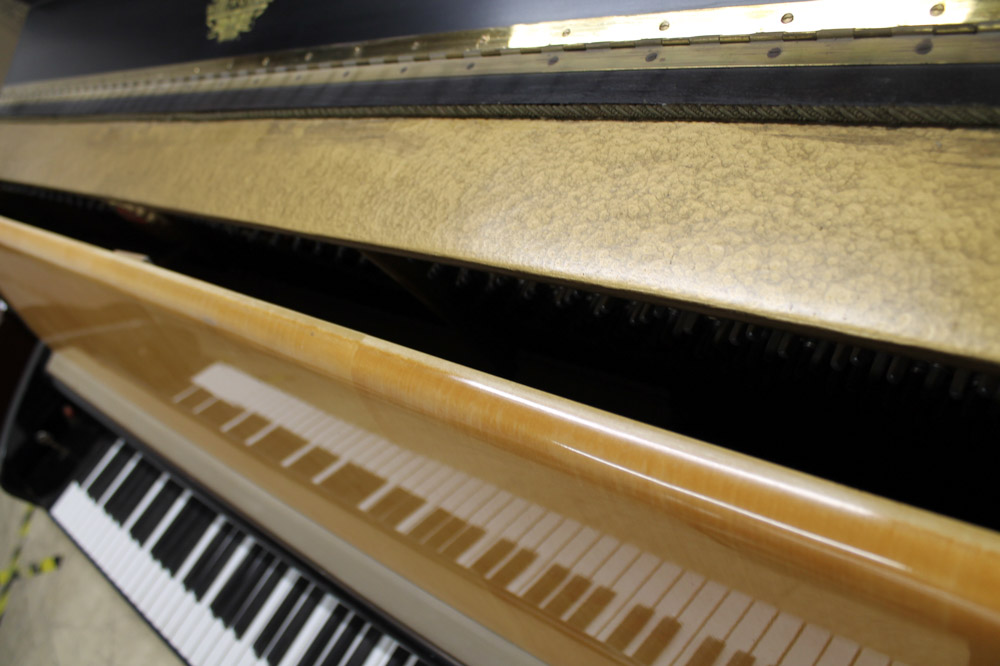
[0,118,998,368]
[1,217,999,665]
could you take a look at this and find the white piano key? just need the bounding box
[363,635,397,666]
[560,541,638,622]
[123,472,168,531]
[256,582,316,662]
[230,569,301,666]
[105,472,168,576]
[215,559,285,666]
[711,600,778,666]
[339,621,373,665]
[853,648,892,666]
[103,508,144,583]
[780,624,832,666]
[311,611,357,666]
[276,593,337,666]
[93,452,141,528]
[153,515,225,630]
[815,636,861,666]
[586,551,660,637]
[128,516,192,609]
[650,581,728,666]
[184,537,257,661]
[125,490,192,596]
[751,613,804,665]
[672,589,752,664]
[626,570,705,656]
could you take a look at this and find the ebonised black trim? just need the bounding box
[6,0,789,84]
[5,64,1000,127]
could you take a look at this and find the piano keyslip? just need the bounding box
[49,436,431,666]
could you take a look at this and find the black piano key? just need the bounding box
[86,444,133,500]
[191,525,243,600]
[344,625,383,666]
[129,479,182,545]
[384,646,412,666]
[295,603,348,666]
[267,587,323,665]
[211,542,265,620]
[216,544,274,626]
[254,576,309,657]
[155,497,209,569]
[227,551,277,632]
[73,436,113,485]
[105,460,158,524]
[182,522,234,592]
[150,499,200,564]
[318,615,366,666]
[162,499,215,575]
[118,460,161,520]
[100,458,142,519]
[233,560,287,639]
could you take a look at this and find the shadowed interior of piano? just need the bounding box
[1,1,1000,665]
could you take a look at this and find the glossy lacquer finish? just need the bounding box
[0,217,998,665]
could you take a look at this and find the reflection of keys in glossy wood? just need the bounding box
[189,363,907,666]
[509,518,580,595]
[585,551,659,637]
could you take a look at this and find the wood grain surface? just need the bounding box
[0,118,998,369]
[1,216,999,665]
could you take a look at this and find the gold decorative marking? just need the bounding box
[206,0,273,43]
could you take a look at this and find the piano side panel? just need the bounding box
[0,216,998,665]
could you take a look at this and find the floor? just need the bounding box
[0,488,180,665]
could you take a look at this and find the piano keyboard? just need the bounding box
[49,434,441,666]
[179,363,913,666]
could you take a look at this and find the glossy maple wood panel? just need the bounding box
[1,216,999,665]
[1,119,1000,370]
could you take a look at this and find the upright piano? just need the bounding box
[1,1,999,665]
